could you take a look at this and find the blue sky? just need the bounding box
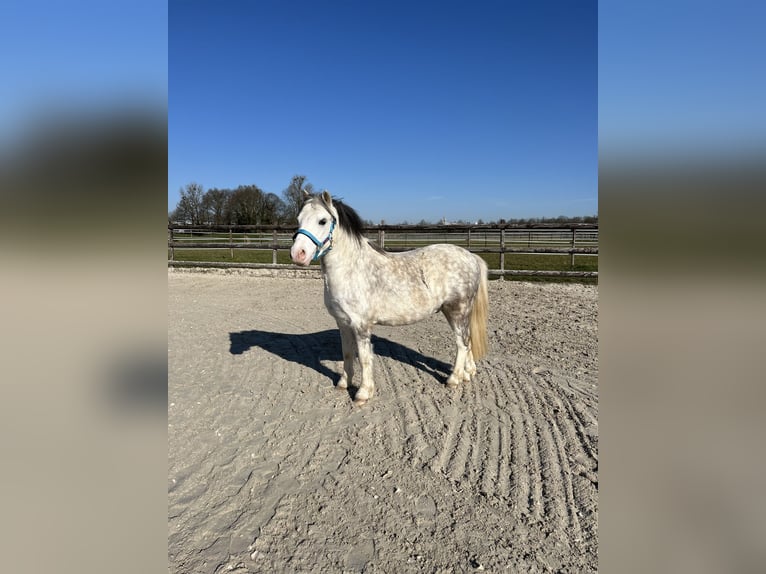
[169,0,597,223]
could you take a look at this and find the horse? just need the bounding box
[290,190,488,405]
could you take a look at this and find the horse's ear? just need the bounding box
[321,190,333,206]
[302,189,311,199]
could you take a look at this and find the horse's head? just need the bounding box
[291,190,338,266]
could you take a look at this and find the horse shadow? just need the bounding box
[228,328,452,390]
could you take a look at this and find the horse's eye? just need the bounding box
[318,218,327,226]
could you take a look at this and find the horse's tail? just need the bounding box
[470,256,489,361]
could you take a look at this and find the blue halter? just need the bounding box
[293,219,336,261]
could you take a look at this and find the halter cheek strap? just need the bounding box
[293,219,336,261]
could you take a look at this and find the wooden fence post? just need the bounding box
[467,227,471,249]
[272,229,278,264]
[169,226,174,261]
[229,226,233,259]
[499,228,505,280]
[570,228,576,268]
[378,229,385,249]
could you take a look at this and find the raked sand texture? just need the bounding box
[168,271,598,573]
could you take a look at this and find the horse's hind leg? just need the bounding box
[464,347,477,380]
[443,306,471,388]
[337,323,356,390]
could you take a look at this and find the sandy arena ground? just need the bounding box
[168,270,598,573]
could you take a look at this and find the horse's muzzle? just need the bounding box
[290,242,313,266]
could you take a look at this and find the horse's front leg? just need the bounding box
[353,327,374,405]
[337,323,355,390]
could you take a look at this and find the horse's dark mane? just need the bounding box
[330,198,365,244]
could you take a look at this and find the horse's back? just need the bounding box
[392,243,482,302]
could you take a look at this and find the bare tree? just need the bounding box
[228,185,265,225]
[262,192,285,225]
[281,175,315,223]
[176,182,205,224]
[202,187,230,225]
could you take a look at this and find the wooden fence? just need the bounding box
[168,223,598,278]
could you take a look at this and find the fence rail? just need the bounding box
[168,223,598,278]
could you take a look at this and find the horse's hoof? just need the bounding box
[353,397,368,406]
[354,387,371,404]
[446,374,461,388]
[336,379,348,390]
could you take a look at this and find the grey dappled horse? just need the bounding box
[290,191,488,405]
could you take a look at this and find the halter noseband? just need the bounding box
[293,218,336,261]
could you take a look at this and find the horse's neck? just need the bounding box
[321,232,382,280]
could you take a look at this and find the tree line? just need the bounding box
[169,175,315,226]
[401,215,598,226]
[169,175,598,226]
